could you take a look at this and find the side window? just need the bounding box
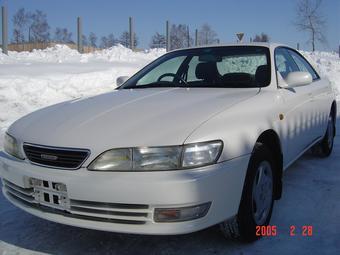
[275,48,299,79]
[287,50,319,80]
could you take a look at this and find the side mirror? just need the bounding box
[281,71,312,88]
[116,76,130,87]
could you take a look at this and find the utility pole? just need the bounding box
[187,26,190,47]
[297,42,300,51]
[166,20,170,52]
[129,17,134,50]
[195,29,198,46]
[77,17,83,53]
[2,6,8,55]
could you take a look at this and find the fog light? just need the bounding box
[154,202,211,222]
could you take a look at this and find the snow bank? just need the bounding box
[0,44,165,64]
[86,44,165,63]
[300,51,340,97]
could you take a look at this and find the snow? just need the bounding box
[300,51,340,98]
[0,45,339,254]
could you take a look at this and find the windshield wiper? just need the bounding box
[122,82,184,89]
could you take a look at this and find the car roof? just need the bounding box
[169,42,290,52]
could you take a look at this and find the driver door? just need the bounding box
[275,48,314,165]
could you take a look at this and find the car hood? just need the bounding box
[9,87,259,155]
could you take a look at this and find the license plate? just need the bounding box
[30,178,70,211]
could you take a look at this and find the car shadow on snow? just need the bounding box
[0,117,340,255]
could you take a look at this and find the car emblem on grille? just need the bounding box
[41,154,58,161]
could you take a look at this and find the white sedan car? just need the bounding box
[0,43,336,242]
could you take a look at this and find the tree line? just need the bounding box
[11,8,227,49]
[11,8,271,50]
[11,8,138,48]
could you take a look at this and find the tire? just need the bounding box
[220,143,275,242]
[319,113,335,157]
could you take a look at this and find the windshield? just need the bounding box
[120,46,271,89]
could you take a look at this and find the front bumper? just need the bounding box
[0,151,250,235]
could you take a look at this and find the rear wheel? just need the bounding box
[220,143,275,242]
[312,113,335,157]
[320,114,335,157]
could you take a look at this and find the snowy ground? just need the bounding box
[0,45,339,254]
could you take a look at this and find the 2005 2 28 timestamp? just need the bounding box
[256,225,313,237]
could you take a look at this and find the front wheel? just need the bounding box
[220,143,275,242]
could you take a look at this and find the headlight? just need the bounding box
[88,140,223,171]
[88,148,132,171]
[4,133,25,159]
[182,140,223,168]
[133,146,181,170]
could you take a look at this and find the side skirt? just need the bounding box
[283,136,322,171]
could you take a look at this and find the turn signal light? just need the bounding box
[154,202,211,222]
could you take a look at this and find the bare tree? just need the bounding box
[119,31,138,48]
[107,33,118,47]
[29,10,50,42]
[88,32,97,48]
[82,34,88,46]
[294,0,326,51]
[100,36,108,48]
[54,27,73,43]
[253,33,270,42]
[12,29,23,44]
[198,24,219,45]
[150,32,166,48]
[100,33,118,48]
[170,24,193,50]
[12,8,30,43]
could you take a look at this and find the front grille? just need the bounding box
[2,179,35,204]
[2,179,150,225]
[23,143,90,169]
[69,199,150,224]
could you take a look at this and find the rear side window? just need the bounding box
[287,49,319,80]
[274,48,299,79]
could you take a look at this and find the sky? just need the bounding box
[0,0,339,51]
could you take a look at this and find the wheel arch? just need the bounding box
[255,129,283,200]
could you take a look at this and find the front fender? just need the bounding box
[184,89,284,162]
